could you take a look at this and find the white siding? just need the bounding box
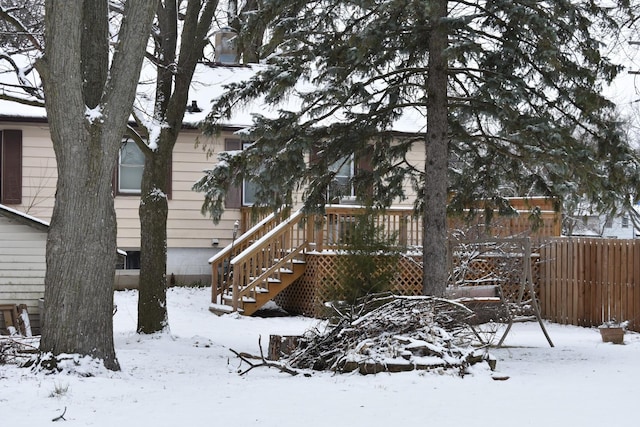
[603,215,636,239]
[114,129,238,249]
[0,214,47,316]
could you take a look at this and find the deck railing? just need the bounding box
[307,205,421,251]
[229,210,307,311]
[209,211,282,304]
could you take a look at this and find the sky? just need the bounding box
[1,286,638,427]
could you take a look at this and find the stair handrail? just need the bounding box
[209,211,282,304]
[208,211,281,265]
[230,209,306,311]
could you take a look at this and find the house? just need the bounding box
[0,60,563,319]
[0,203,47,334]
[564,207,640,239]
[0,58,430,287]
[0,64,264,288]
[0,204,129,333]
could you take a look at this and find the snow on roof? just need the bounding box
[165,62,428,133]
[0,60,427,133]
[0,40,633,135]
[0,203,49,229]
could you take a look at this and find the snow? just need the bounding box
[0,203,49,227]
[1,286,638,426]
[84,106,103,124]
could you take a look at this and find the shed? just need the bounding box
[0,203,48,334]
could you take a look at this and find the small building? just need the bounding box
[0,204,48,334]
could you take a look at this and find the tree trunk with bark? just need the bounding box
[137,144,171,333]
[136,0,218,333]
[423,0,449,297]
[37,0,156,370]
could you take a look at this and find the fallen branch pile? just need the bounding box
[0,336,39,365]
[283,296,495,375]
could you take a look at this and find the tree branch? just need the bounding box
[229,336,301,376]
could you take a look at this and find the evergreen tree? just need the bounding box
[322,208,401,322]
[195,1,640,297]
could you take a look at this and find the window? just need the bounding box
[242,142,259,206]
[224,139,259,208]
[118,139,145,194]
[622,216,629,228]
[124,250,141,269]
[605,217,613,228]
[328,156,354,202]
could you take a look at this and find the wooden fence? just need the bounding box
[539,238,640,332]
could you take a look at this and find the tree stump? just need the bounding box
[267,335,301,360]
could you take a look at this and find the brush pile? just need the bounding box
[0,336,39,365]
[280,296,495,375]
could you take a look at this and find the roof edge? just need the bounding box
[0,204,49,231]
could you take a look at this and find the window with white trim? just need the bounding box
[118,138,145,194]
[622,216,629,228]
[242,142,259,206]
[328,156,354,202]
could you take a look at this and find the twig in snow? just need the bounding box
[52,407,67,422]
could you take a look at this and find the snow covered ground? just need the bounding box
[1,286,638,426]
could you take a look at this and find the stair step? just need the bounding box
[208,303,238,316]
[261,267,294,274]
[273,258,306,265]
[249,277,282,284]
[222,295,256,303]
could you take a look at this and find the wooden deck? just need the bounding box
[209,201,561,316]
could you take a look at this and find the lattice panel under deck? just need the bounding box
[275,252,541,318]
[275,253,424,317]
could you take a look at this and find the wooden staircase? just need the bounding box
[209,210,309,315]
[230,260,307,315]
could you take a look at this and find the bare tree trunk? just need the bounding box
[37,0,156,370]
[137,145,171,333]
[423,0,448,297]
[136,0,218,333]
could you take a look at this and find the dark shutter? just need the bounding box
[224,139,242,209]
[309,143,320,165]
[355,148,374,200]
[1,130,22,204]
[356,150,373,173]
